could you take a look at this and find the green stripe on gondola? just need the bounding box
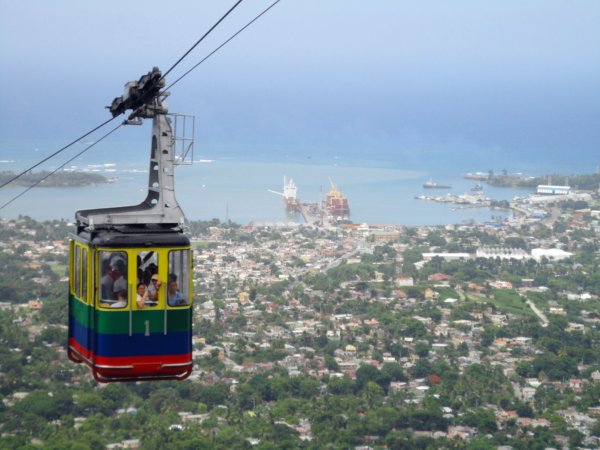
[70,294,92,325]
[96,309,191,335]
[69,294,191,334]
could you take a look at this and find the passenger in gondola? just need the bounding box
[167,279,186,306]
[100,260,114,300]
[136,282,149,308]
[142,265,156,286]
[112,259,127,298]
[148,274,162,301]
[111,290,128,308]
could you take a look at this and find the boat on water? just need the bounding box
[326,178,350,219]
[282,176,301,212]
[268,176,301,212]
[471,183,483,193]
[423,179,451,189]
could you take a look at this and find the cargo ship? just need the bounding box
[283,177,300,211]
[423,179,451,189]
[326,178,350,219]
[268,176,301,212]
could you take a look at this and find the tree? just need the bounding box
[296,377,320,399]
[37,326,66,346]
[355,365,391,393]
[11,390,73,422]
[517,353,579,381]
[463,408,497,433]
[426,231,446,247]
[414,341,430,358]
[382,362,407,382]
[76,392,111,416]
[363,381,384,407]
[480,326,498,347]
[325,354,339,371]
[385,430,414,450]
[516,403,534,418]
[328,376,354,395]
[400,317,428,338]
[411,359,432,378]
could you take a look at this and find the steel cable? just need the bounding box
[0,116,118,189]
[164,0,282,93]
[161,0,245,81]
[0,123,123,211]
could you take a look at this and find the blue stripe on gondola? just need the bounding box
[69,314,92,350]
[95,330,191,357]
[69,315,191,357]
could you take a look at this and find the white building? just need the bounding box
[422,253,470,261]
[476,247,529,260]
[396,276,414,287]
[531,248,572,262]
[536,185,571,195]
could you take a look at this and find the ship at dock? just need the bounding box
[423,179,452,189]
[270,177,351,226]
[326,178,350,220]
[268,176,301,212]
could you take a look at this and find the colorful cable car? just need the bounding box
[68,69,195,382]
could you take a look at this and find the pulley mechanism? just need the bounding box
[76,68,193,234]
[108,67,165,119]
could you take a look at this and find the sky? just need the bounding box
[1,0,600,169]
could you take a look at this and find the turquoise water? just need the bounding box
[0,159,528,225]
[0,137,588,225]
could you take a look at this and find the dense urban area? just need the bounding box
[1,183,600,449]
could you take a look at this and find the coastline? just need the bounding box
[0,158,532,226]
[1,137,595,226]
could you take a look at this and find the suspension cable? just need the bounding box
[0,123,123,211]
[161,0,244,81]
[1,0,282,206]
[164,0,282,93]
[2,1,246,190]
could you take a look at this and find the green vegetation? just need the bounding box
[487,171,600,191]
[0,170,108,188]
[490,289,534,317]
[1,215,600,449]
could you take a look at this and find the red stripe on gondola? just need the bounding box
[69,338,93,361]
[69,338,191,366]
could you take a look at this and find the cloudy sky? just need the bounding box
[1,0,599,162]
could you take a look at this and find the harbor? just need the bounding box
[415,192,492,208]
[269,177,351,226]
[1,153,547,227]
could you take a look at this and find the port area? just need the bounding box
[299,202,322,226]
[415,192,491,208]
[272,177,351,227]
[299,202,350,227]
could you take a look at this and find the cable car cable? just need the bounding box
[0,116,118,190]
[1,0,279,202]
[164,0,282,93]
[161,0,245,81]
[0,123,123,211]
[2,1,245,189]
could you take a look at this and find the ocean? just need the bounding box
[0,136,596,226]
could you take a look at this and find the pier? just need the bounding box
[299,202,322,226]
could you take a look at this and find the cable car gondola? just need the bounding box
[68,69,194,382]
